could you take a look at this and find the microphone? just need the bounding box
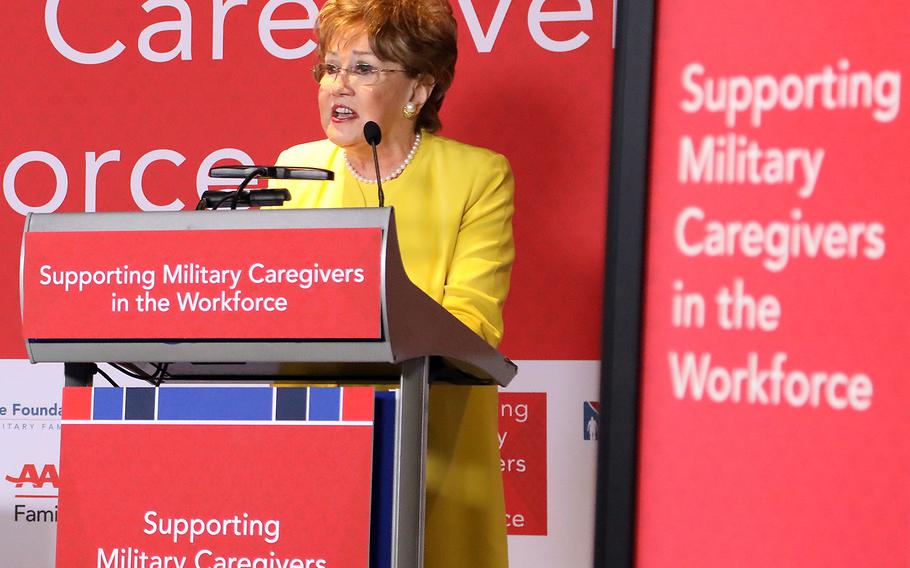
[197,165,334,210]
[363,121,385,207]
[364,121,382,146]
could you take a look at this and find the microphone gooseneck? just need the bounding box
[363,121,385,207]
[229,166,268,210]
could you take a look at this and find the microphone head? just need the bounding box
[363,121,382,146]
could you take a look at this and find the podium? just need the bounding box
[20,208,517,568]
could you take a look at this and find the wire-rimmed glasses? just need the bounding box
[312,63,408,87]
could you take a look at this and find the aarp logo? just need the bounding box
[5,463,59,490]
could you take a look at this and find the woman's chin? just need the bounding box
[326,123,365,149]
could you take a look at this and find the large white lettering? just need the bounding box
[673,206,886,272]
[84,150,121,213]
[97,547,118,568]
[459,0,513,53]
[0,147,269,214]
[46,0,318,64]
[138,0,193,63]
[213,0,247,60]
[131,149,186,211]
[528,0,593,53]
[669,351,873,411]
[3,151,68,214]
[48,0,600,63]
[258,0,318,60]
[680,60,901,127]
[460,0,595,53]
[45,0,126,65]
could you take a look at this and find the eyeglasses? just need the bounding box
[312,63,407,87]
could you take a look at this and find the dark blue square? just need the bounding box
[275,387,309,421]
[125,388,156,420]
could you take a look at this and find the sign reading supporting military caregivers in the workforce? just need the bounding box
[23,228,382,341]
[637,1,910,565]
[55,386,375,568]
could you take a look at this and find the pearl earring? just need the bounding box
[402,102,418,119]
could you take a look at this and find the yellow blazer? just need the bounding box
[273,131,514,567]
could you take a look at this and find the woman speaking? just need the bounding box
[273,0,515,566]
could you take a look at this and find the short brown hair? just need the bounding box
[317,0,457,132]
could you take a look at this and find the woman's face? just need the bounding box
[318,32,427,152]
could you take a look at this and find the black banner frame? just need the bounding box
[594,0,657,566]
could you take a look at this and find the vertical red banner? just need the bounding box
[637,1,910,566]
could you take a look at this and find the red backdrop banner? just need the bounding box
[1,1,614,556]
[638,1,910,565]
[2,0,613,360]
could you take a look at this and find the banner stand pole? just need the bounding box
[595,0,657,565]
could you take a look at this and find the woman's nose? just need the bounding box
[329,70,355,93]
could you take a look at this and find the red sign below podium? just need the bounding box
[56,386,375,568]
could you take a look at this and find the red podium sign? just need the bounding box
[22,227,382,340]
[56,386,375,568]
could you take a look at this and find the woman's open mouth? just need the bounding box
[331,104,358,122]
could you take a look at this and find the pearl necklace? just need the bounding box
[344,132,421,184]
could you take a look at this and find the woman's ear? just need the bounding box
[410,75,437,109]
